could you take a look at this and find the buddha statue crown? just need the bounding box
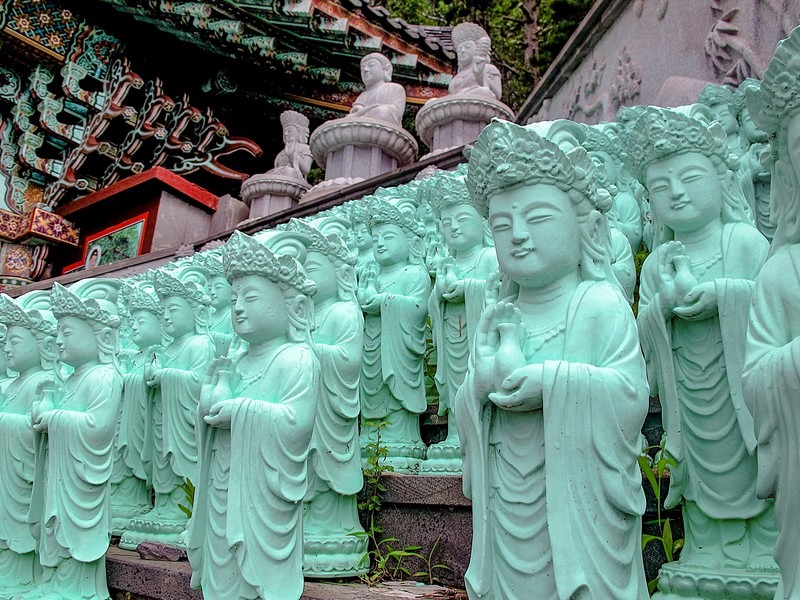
[51,280,121,329]
[731,78,760,116]
[223,230,317,296]
[698,83,735,107]
[349,201,369,225]
[367,197,425,237]
[121,280,161,315]
[625,107,734,183]
[452,22,490,47]
[285,219,357,266]
[195,251,225,278]
[466,119,598,217]
[0,293,56,337]
[153,269,211,306]
[280,110,309,131]
[582,125,624,163]
[422,171,472,219]
[747,25,800,135]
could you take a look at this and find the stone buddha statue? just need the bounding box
[346,52,406,127]
[698,83,739,154]
[348,201,375,284]
[187,230,319,600]
[27,279,123,600]
[197,251,236,358]
[743,25,800,600]
[455,120,649,599]
[267,110,313,183]
[629,107,779,597]
[449,22,502,101]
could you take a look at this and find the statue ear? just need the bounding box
[585,210,606,248]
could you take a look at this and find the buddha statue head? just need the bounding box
[360,52,393,88]
[121,280,163,350]
[50,279,121,369]
[367,198,426,268]
[626,106,748,245]
[748,25,800,250]
[349,202,372,253]
[452,22,491,69]
[222,231,316,346]
[196,252,230,312]
[0,292,58,375]
[427,171,490,255]
[698,84,738,136]
[153,269,211,339]
[733,78,768,144]
[467,120,614,291]
[280,110,310,146]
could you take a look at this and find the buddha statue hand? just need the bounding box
[673,280,719,321]
[442,279,466,302]
[360,292,386,315]
[435,257,458,298]
[473,303,503,400]
[483,270,502,307]
[200,356,234,418]
[32,378,60,432]
[658,241,697,318]
[493,302,527,393]
[488,363,544,412]
[144,353,163,388]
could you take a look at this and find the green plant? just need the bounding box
[178,478,195,519]
[639,446,684,595]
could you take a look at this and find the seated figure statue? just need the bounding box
[743,25,800,600]
[187,230,319,600]
[357,198,430,472]
[26,279,123,600]
[630,107,779,594]
[0,292,58,596]
[448,22,502,101]
[346,53,406,127]
[120,269,215,550]
[284,218,367,577]
[455,120,649,599]
[266,111,313,183]
[421,171,498,474]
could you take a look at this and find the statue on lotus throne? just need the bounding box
[455,120,649,599]
[26,279,123,600]
[267,110,313,183]
[187,231,319,600]
[346,53,406,127]
[357,198,430,472]
[449,22,502,101]
[744,24,800,600]
[0,292,58,597]
[630,106,779,598]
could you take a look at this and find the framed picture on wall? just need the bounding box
[62,213,148,275]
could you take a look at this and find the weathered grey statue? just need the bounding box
[744,24,800,600]
[346,53,406,127]
[456,120,649,599]
[267,111,313,183]
[449,22,502,101]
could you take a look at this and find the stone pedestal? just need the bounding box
[654,562,780,600]
[240,173,310,219]
[305,117,417,201]
[415,96,514,157]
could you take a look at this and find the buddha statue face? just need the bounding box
[352,222,372,252]
[441,204,484,253]
[230,274,288,346]
[740,108,768,143]
[209,276,232,311]
[709,102,738,135]
[590,150,618,184]
[129,309,162,349]
[457,39,478,66]
[56,316,100,368]
[644,151,723,236]
[161,296,196,339]
[361,57,388,87]
[488,183,581,289]
[305,251,338,305]
[5,325,41,373]
[371,223,409,267]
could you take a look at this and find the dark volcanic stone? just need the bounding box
[136,541,187,562]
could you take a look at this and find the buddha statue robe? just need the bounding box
[347,82,406,126]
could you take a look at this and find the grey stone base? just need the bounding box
[654,562,780,600]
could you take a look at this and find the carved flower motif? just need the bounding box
[17,18,31,32]
[772,72,797,105]
[684,127,704,145]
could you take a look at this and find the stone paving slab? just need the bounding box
[107,546,466,600]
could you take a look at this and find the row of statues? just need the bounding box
[4,23,800,600]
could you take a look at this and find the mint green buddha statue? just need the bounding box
[358,198,430,472]
[26,279,123,600]
[630,107,779,597]
[120,268,215,550]
[743,26,800,600]
[187,231,319,600]
[698,84,739,154]
[284,218,367,578]
[456,120,648,599]
[0,292,58,597]
[198,252,236,358]
[421,171,497,475]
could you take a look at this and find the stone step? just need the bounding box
[107,547,466,600]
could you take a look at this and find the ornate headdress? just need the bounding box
[697,83,735,107]
[51,280,121,329]
[195,251,225,278]
[451,22,490,47]
[153,269,211,306]
[280,110,309,131]
[731,78,760,117]
[349,201,369,225]
[285,219,356,266]
[421,171,471,219]
[625,107,735,183]
[367,197,425,236]
[466,119,598,217]
[0,294,56,336]
[121,280,161,315]
[747,26,800,135]
[582,125,624,163]
[223,230,317,296]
